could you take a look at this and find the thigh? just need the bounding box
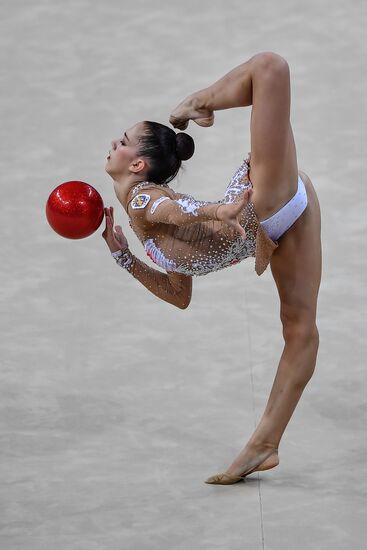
[269,174,322,324]
[249,54,299,202]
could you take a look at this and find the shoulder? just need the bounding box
[127,185,175,225]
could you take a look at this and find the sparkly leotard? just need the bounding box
[127,156,280,276]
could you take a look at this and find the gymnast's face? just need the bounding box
[105,121,147,179]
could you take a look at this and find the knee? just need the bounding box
[283,321,319,387]
[280,307,319,387]
[253,52,289,79]
[282,320,319,347]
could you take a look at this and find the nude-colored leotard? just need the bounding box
[126,155,279,277]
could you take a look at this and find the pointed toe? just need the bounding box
[204,472,243,485]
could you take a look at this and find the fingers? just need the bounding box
[233,188,252,211]
[237,225,247,240]
[103,207,115,236]
[114,225,125,239]
[225,190,250,240]
[104,207,114,221]
[241,187,252,202]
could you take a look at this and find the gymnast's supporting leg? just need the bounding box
[250,325,319,450]
[224,324,319,478]
[224,178,322,479]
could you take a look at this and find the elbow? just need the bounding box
[171,276,192,309]
[179,279,192,309]
[177,297,191,310]
[176,289,192,310]
[167,213,184,227]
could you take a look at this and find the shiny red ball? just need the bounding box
[46,181,105,239]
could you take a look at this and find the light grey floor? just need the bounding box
[1,1,367,548]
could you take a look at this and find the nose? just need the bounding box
[111,139,117,149]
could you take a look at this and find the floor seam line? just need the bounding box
[244,278,266,550]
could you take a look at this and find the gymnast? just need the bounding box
[102,52,322,484]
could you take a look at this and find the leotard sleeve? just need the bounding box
[112,248,192,309]
[127,187,221,227]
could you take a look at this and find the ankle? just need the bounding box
[247,440,278,453]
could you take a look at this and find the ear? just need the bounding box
[129,158,148,175]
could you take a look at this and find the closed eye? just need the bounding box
[120,140,125,146]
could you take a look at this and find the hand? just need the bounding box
[216,188,253,240]
[102,206,129,253]
[169,93,214,130]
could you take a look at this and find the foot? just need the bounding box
[169,94,214,130]
[205,445,279,485]
[226,443,279,478]
[250,449,279,473]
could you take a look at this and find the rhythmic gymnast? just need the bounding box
[102,52,322,484]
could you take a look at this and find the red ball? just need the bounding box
[46,181,105,239]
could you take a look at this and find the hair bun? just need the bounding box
[175,132,195,161]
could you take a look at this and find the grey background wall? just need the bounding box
[1,1,366,549]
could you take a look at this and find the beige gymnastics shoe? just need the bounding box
[169,94,215,131]
[205,448,279,485]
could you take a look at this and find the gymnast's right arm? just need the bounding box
[112,249,192,310]
[102,207,192,310]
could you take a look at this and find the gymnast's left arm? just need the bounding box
[131,188,252,240]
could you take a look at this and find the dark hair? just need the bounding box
[138,121,195,185]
